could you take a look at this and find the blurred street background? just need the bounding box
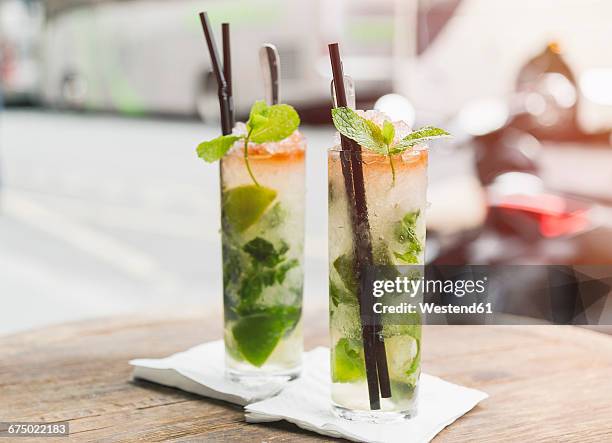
[0,111,331,333]
[2,0,612,335]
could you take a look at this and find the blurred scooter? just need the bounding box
[432,42,612,266]
[423,43,612,323]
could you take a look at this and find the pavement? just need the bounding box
[0,109,472,336]
[0,110,333,335]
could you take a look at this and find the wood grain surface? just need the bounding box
[2,305,612,442]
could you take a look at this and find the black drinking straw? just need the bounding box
[221,23,235,130]
[329,43,392,409]
[199,12,232,135]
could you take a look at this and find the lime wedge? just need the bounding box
[232,307,299,367]
[332,338,366,383]
[390,379,416,399]
[384,335,420,382]
[223,185,277,232]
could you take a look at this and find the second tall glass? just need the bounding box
[328,147,426,421]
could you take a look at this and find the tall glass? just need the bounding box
[221,132,305,383]
[328,146,427,420]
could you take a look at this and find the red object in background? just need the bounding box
[0,43,16,83]
[495,194,591,238]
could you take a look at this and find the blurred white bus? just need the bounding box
[41,0,396,120]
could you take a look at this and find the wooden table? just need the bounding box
[2,307,612,442]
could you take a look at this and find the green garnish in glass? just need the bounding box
[197,100,300,186]
[331,107,449,185]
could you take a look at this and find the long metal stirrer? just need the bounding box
[259,44,281,105]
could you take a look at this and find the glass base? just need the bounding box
[226,366,301,387]
[332,404,417,423]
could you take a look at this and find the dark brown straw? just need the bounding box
[329,43,391,409]
[221,23,235,130]
[199,12,232,135]
[328,45,391,400]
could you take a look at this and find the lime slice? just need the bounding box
[232,307,299,367]
[223,326,242,362]
[223,185,277,232]
[384,335,420,382]
[332,338,366,383]
[390,379,416,399]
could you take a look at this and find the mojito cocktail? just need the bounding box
[197,100,305,382]
[222,130,305,381]
[328,107,447,421]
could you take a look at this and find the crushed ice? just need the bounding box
[228,122,305,154]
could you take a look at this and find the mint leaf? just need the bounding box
[196,134,241,163]
[276,258,298,284]
[333,253,358,295]
[236,234,299,313]
[247,101,300,143]
[393,211,423,264]
[331,107,386,152]
[363,120,386,153]
[243,237,283,267]
[394,249,420,264]
[196,100,301,186]
[329,280,358,307]
[238,268,266,308]
[331,108,448,186]
[395,211,421,246]
[237,264,283,312]
[222,242,242,287]
[390,126,450,154]
[235,255,297,310]
[332,338,366,382]
[330,281,341,307]
[382,120,395,146]
[277,240,289,256]
[249,100,268,121]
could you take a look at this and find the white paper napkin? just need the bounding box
[246,347,488,443]
[130,340,286,405]
[130,341,488,442]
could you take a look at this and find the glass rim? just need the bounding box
[327,146,428,156]
[223,147,305,160]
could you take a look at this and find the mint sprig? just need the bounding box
[331,107,450,185]
[237,237,298,314]
[393,210,422,264]
[248,102,301,144]
[196,100,300,186]
[331,107,386,153]
[390,126,450,154]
